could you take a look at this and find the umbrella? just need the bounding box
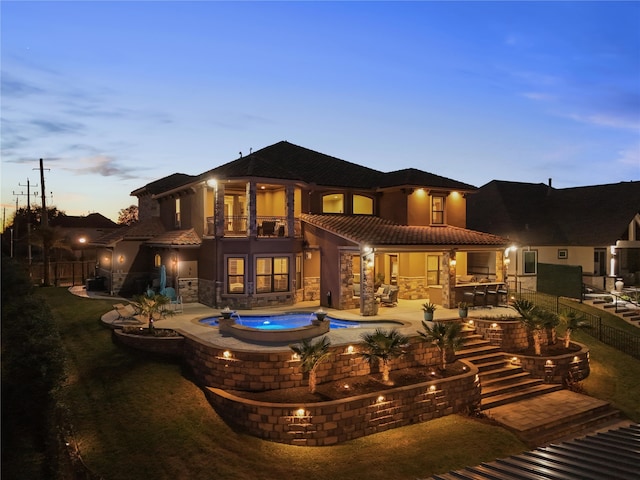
[160,264,166,294]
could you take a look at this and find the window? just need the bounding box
[256,257,289,293]
[427,255,440,285]
[175,198,181,227]
[523,250,537,275]
[322,193,344,213]
[227,257,245,293]
[295,255,302,291]
[352,194,373,214]
[431,195,445,224]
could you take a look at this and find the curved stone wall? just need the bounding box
[204,366,481,446]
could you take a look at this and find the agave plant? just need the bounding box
[418,321,466,371]
[560,311,590,348]
[289,336,332,393]
[359,328,408,384]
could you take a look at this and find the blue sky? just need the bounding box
[2,1,639,224]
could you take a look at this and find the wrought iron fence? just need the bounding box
[516,289,640,360]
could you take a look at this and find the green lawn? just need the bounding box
[43,288,639,480]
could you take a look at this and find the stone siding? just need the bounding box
[177,277,198,303]
[397,276,428,300]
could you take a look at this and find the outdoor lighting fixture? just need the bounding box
[504,258,511,266]
[118,255,125,264]
[377,395,385,403]
[343,384,350,390]
[491,323,498,329]
[449,259,457,267]
[573,356,580,363]
[295,408,306,417]
[467,319,474,326]
[545,360,554,366]
[430,370,436,376]
[428,385,436,392]
[222,350,232,359]
[511,356,520,366]
[346,345,354,354]
[206,178,217,188]
[291,353,300,361]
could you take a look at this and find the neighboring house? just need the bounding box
[96,141,510,313]
[467,179,640,292]
[49,212,120,261]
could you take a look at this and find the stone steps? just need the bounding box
[481,383,564,410]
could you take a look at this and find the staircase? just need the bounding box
[587,296,640,326]
[457,329,562,410]
[457,327,621,446]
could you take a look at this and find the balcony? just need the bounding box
[206,216,302,238]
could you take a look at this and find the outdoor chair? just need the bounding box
[162,287,183,313]
[380,287,399,307]
[261,221,276,236]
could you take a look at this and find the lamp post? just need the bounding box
[79,237,86,284]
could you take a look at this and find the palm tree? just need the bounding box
[512,299,545,355]
[131,292,172,331]
[289,336,332,393]
[359,328,408,384]
[561,311,590,348]
[418,320,466,371]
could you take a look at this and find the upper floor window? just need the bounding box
[227,257,245,293]
[353,194,373,215]
[323,193,344,213]
[431,195,445,224]
[256,257,289,293]
[175,198,181,227]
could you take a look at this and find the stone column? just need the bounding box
[442,250,456,309]
[361,249,378,316]
[286,185,295,238]
[215,183,225,237]
[495,250,505,283]
[247,181,257,236]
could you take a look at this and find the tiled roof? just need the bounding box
[198,141,382,189]
[131,173,197,196]
[51,212,119,228]
[379,168,476,191]
[467,180,640,245]
[301,214,509,248]
[91,217,166,246]
[188,141,477,191]
[145,228,201,247]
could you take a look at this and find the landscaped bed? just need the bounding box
[229,361,469,403]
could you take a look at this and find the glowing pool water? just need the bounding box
[199,313,400,330]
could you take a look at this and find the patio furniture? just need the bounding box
[380,287,399,307]
[261,221,276,236]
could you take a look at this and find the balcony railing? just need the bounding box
[206,216,302,238]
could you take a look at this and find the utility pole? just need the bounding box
[35,159,52,285]
[14,179,39,265]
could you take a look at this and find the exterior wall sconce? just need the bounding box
[305,251,312,260]
[154,254,161,267]
[118,255,125,264]
[449,259,457,267]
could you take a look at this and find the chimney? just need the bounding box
[548,178,552,188]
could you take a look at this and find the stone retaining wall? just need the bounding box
[508,343,590,384]
[183,335,442,391]
[112,329,185,357]
[472,318,529,351]
[204,366,480,446]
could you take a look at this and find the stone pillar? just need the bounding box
[442,250,456,309]
[215,183,225,237]
[286,185,295,238]
[247,182,257,236]
[361,249,378,316]
[496,250,505,283]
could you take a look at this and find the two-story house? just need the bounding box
[96,141,510,314]
[467,179,640,292]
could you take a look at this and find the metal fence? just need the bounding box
[27,261,95,287]
[517,289,640,360]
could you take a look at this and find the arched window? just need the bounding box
[154,254,161,267]
[353,194,373,214]
[322,193,344,213]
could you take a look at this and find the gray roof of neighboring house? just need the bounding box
[302,214,509,249]
[50,212,119,229]
[467,180,640,246]
[133,141,478,196]
[91,217,166,247]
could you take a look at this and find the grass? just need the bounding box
[41,288,639,480]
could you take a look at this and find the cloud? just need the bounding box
[30,118,85,135]
[65,155,139,180]
[0,72,44,97]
